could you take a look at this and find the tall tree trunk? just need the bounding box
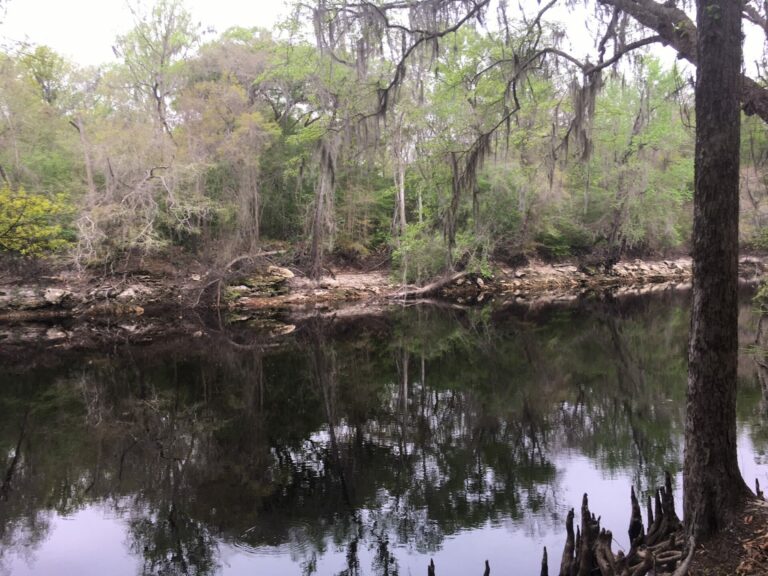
[71,115,97,203]
[309,137,337,280]
[684,0,750,540]
[392,112,408,238]
[238,163,260,251]
[395,160,407,237]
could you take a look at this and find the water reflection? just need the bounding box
[1,291,767,575]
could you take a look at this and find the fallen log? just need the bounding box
[388,272,469,300]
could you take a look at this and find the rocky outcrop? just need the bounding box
[499,258,695,299]
[0,257,765,326]
[0,286,76,311]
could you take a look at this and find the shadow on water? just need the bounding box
[1,289,768,575]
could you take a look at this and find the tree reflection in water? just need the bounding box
[0,291,766,575]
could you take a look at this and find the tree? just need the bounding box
[683,0,751,539]
[114,0,200,147]
[301,0,761,542]
[19,45,70,106]
[572,60,694,259]
[176,53,280,251]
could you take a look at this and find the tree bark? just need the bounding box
[238,163,260,251]
[70,116,97,203]
[309,137,337,280]
[683,0,751,540]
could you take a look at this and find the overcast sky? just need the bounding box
[0,0,761,73]
[0,0,291,66]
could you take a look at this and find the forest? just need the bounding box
[1,0,766,283]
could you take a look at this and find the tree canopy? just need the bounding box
[0,0,734,272]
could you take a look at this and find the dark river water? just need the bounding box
[2,291,768,576]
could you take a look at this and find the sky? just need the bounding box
[0,0,762,71]
[0,0,292,66]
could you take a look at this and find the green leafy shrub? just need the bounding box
[0,185,73,256]
[751,228,768,253]
[755,281,768,309]
[334,237,371,265]
[392,224,448,284]
[534,221,592,261]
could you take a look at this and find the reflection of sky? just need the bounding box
[9,429,766,576]
[5,507,139,576]
[739,428,768,497]
[3,295,768,576]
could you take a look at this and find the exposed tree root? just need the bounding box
[423,471,697,576]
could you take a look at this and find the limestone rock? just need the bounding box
[267,265,294,280]
[43,288,71,306]
[116,287,138,302]
[45,327,68,341]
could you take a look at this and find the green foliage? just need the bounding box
[20,45,71,105]
[755,282,768,308]
[333,236,370,264]
[534,221,592,261]
[0,9,736,274]
[0,185,73,255]
[752,227,768,252]
[569,58,694,254]
[392,224,448,284]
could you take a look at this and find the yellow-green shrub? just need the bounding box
[0,185,73,256]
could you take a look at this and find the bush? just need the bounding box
[534,221,592,261]
[392,225,448,284]
[392,224,494,283]
[750,228,768,253]
[755,281,768,309]
[333,237,371,266]
[0,185,73,256]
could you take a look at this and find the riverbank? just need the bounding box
[0,255,765,350]
[2,255,765,318]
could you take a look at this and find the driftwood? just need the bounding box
[388,271,469,300]
[191,251,289,307]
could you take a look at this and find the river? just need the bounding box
[1,290,767,575]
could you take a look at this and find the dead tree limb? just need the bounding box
[387,271,469,300]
